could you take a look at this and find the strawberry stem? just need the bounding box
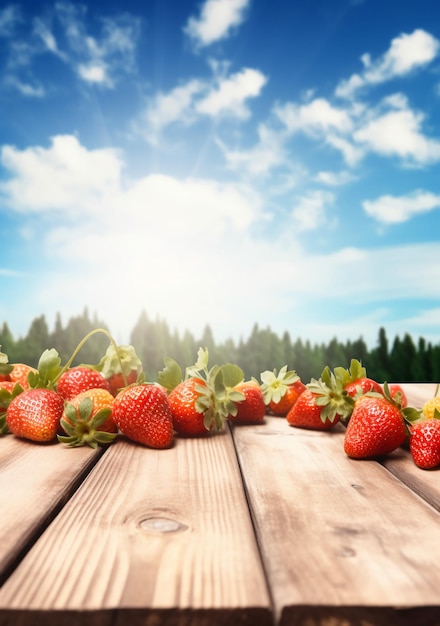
[53,328,128,388]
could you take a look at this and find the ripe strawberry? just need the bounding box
[167,377,210,436]
[6,388,64,442]
[388,384,408,408]
[57,366,111,399]
[409,417,440,469]
[113,383,174,448]
[159,348,244,436]
[8,363,37,390]
[344,395,407,459]
[95,344,143,396]
[228,381,266,424]
[344,377,383,398]
[107,370,138,396]
[260,366,305,416]
[58,388,117,448]
[287,389,341,430]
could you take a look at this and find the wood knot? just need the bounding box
[139,517,188,533]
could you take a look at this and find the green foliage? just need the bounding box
[0,314,439,385]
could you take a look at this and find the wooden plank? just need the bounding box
[382,383,440,512]
[0,431,272,626]
[231,411,440,626]
[0,435,102,585]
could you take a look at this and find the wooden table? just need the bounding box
[0,383,439,626]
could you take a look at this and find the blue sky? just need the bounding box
[1,0,440,349]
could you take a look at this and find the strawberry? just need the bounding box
[113,383,174,448]
[228,381,266,424]
[388,384,408,408]
[94,344,143,396]
[287,388,341,430]
[260,366,305,416]
[409,414,440,469]
[167,378,209,436]
[8,363,37,390]
[332,358,382,399]
[6,388,64,442]
[344,377,383,398]
[58,388,117,448]
[160,348,245,437]
[56,366,111,399]
[343,395,407,459]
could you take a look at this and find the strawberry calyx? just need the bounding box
[58,397,117,449]
[260,365,299,406]
[306,366,355,424]
[92,343,144,391]
[158,348,245,431]
[333,358,366,387]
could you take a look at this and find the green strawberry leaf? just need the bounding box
[220,363,244,388]
[157,357,182,392]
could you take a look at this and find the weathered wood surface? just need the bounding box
[0,430,271,626]
[0,383,439,626]
[230,383,440,626]
[0,436,102,585]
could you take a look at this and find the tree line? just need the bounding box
[1,308,439,384]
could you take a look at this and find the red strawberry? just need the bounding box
[167,377,209,436]
[409,417,440,469]
[113,383,174,448]
[6,388,64,442]
[57,366,111,399]
[58,388,117,448]
[95,344,143,396]
[228,381,266,424]
[287,389,340,430]
[107,370,138,396]
[260,366,305,416]
[159,348,244,437]
[344,395,407,459]
[389,384,408,408]
[344,377,383,398]
[9,363,37,390]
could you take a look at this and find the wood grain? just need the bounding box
[231,388,440,625]
[0,435,102,584]
[0,431,272,626]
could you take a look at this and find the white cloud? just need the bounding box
[336,29,440,98]
[4,76,45,97]
[291,190,336,231]
[139,67,266,144]
[315,170,356,186]
[3,1,141,92]
[77,62,111,86]
[195,67,267,119]
[218,123,287,175]
[363,190,440,224]
[184,0,250,47]
[275,97,353,136]
[354,107,440,164]
[139,79,204,144]
[0,4,21,37]
[0,135,122,214]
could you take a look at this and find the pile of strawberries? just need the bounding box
[1,329,439,471]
